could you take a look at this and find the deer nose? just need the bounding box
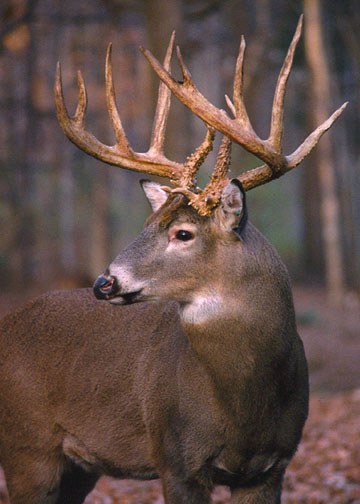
[93,274,119,300]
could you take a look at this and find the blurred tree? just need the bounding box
[144,0,187,162]
[304,0,345,304]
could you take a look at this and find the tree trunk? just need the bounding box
[303,0,345,304]
[144,0,187,162]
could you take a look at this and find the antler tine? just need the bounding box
[172,135,231,216]
[236,102,348,191]
[148,31,175,156]
[213,136,232,180]
[145,32,215,185]
[287,101,348,168]
[55,62,109,158]
[268,15,303,150]
[175,126,215,188]
[231,36,253,130]
[175,45,194,84]
[55,48,185,178]
[55,63,81,129]
[105,43,134,155]
[202,136,232,204]
[74,70,87,125]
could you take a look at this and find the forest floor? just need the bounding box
[0,285,359,503]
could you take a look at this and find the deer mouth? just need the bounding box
[109,290,143,305]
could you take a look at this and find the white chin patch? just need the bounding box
[109,297,127,305]
[180,294,224,325]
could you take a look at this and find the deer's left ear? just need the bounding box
[140,180,169,212]
[216,179,247,235]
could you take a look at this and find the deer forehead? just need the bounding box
[145,195,196,227]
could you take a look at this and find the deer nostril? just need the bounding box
[100,278,114,292]
[93,274,118,300]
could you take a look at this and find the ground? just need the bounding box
[0,286,359,503]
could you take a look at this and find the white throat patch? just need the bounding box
[180,294,224,325]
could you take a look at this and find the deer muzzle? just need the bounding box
[93,273,119,300]
[93,272,144,305]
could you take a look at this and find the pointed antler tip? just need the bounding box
[54,62,63,100]
[176,45,186,64]
[175,45,192,82]
[295,14,304,35]
[55,62,62,83]
[106,45,113,75]
[139,45,156,64]
[76,69,84,84]
[332,101,349,120]
[329,101,349,122]
[166,32,176,56]
[296,14,304,30]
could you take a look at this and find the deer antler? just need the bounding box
[55,33,183,179]
[141,15,348,192]
[56,17,347,217]
[55,32,215,190]
[172,136,232,213]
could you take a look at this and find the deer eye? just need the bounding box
[175,230,194,241]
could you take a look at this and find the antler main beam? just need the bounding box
[141,15,348,191]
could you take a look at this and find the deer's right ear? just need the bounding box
[140,180,169,212]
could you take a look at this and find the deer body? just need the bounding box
[0,189,308,503]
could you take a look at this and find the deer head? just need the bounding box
[54,16,346,305]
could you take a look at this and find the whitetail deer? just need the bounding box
[0,17,346,504]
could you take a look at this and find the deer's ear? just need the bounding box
[217,179,247,234]
[140,180,169,212]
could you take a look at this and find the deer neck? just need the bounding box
[179,289,254,381]
[178,264,294,396]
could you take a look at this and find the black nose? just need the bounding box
[93,274,119,300]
